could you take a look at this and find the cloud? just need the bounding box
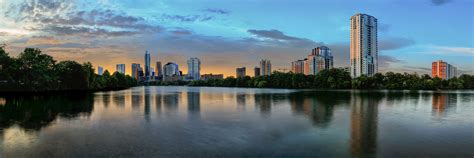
[0,32,9,36]
[433,46,474,56]
[431,0,454,6]
[161,14,214,22]
[379,23,391,32]
[5,1,163,37]
[247,29,320,47]
[170,29,193,36]
[203,8,230,14]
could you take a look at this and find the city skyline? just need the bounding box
[0,0,472,77]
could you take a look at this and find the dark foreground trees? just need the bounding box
[0,48,137,92]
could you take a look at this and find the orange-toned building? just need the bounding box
[432,60,458,80]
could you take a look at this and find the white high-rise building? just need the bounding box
[260,59,272,76]
[350,13,378,78]
[187,57,201,80]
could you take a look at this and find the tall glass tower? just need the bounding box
[145,50,151,80]
[350,13,378,78]
[187,57,201,80]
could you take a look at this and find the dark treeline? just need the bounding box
[0,47,137,92]
[188,68,474,90]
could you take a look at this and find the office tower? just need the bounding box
[151,67,155,79]
[163,62,180,77]
[260,59,272,76]
[432,60,458,80]
[145,50,151,80]
[98,66,104,75]
[187,57,201,80]
[254,67,261,77]
[156,61,162,79]
[116,64,125,74]
[291,59,306,74]
[236,67,246,78]
[131,63,141,79]
[350,13,378,78]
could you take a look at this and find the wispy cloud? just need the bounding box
[161,14,214,22]
[203,8,230,15]
[431,0,454,6]
[434,46,474,55]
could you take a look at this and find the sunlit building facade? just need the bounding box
[432,60,458,80]
[131,63,141,79]
[350,13,378,78]
[163,62,180,81]
[291,59,306,74]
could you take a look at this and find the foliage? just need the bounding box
[0,48,137,92]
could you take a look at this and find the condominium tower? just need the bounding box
[145,50,151,80]
[187,57,201,80]
[260,59,272,76]
[350,13,378,77]
[432,60,458,80]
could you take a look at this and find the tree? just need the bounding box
[17,48,56,91]
[55,61,88,90]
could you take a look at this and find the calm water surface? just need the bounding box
[0,86,473,158]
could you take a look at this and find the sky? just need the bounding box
[0,0,473,77]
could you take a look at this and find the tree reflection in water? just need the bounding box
[0,93,94,130]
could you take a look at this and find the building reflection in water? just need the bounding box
[290,93,335,128]
[350,92,381,157]
[163,93,179,111]
[432,93,457,118]
[103,93,111,108]
[112,92,125,108]
[187,91,200,118]
[156,94,162,115]
[144,87,151,122]
[254,93,272,116]
[236,93,246,111]
[131,89,143,109]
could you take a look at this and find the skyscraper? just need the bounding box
[145,50,151,80]
[156,61,162,79]
[98,66,104,75]
[260,59,272,76]
[432,60,458,80]
[131,63,141,79]
[350,13,378,78]
[116,64,125,74]
[254,67,261,77]
[236,67,246,78]
[163,62,180,81]
[187,57,201,80]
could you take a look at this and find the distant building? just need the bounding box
[163,62,180,81]
[432,60,459,80]
[201,74,224,80]
[236,67,246,78]
[116,64,125,74]
[131,63,141,79]
[156,61,162,79]
[260,59,272,76]
[98,66,104,75]
[145,50,151,80]
[350,13,378,78]
[254,67,261,77]
[306,46,334,75]
[291,59,306,74]
[187,57,201,80]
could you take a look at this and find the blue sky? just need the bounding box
[0,0,472,76]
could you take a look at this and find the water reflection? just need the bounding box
[0,94,93,130]
[0,87,472,157]
[432,93,457,118]
[254,93,272,116]
[350,92,382,157]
